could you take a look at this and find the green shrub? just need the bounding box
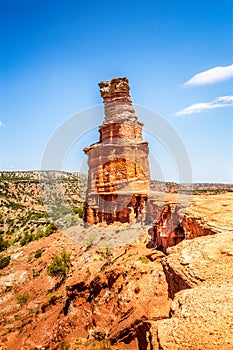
[34,248,43,259]
[45,223,57,237]
[13,235,21,243]
[7,201,24,210]
[0,235,10,252]
[73,206,84,218]
[35,230,45,240]
[97,246,113,267]
[100,246,112,262]
[17,294,29,306]
[47,291,62,303]
[59,341,70,350]
[0,255,11,269]
[99,339,111,349]
[47,249,71,278]
[20,232,34,246]
[19,224,56,247]
[139,256,150,264]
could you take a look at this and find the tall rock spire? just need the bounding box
[84,77,150,226]
[99,77,138,123]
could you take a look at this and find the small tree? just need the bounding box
[47,249,71,278]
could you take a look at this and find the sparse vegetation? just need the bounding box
[0,254,11,269]
[59,341,70,350]
[0,234,10,251]
[139,256,150,264]
[75,339,111,350]
[17,294,30,306]
[32,269,40,278]
[19,223,57,247]
[86,232,96,247]
[45,223,57,236]
[101,246,112,259]
[20,231,34,246]
[35,230,45,240]
[0,171,86,248]
[73,205,84,218]
[47,291,62,303]
[99,246,113,266]
[34,248,43,258]
[47,249,71,278]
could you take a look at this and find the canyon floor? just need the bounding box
[0,173,233,349]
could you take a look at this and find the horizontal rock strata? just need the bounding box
[84,78,150,225]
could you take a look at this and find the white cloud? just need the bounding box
[175,95,233,116]
[184,64,233,86]
[0,121,4,127]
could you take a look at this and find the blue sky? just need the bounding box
[0,0,232,182]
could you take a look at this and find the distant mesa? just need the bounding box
[83,77,150,226]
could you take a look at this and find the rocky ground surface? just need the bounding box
[150,191,233,235]
[159,231,233,349]
[0,230,171,350]
[0,193,232,349]
[187,192,233,233]
[1,226,233,349]
[0,172,233,349]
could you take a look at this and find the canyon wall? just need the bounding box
[158,231,233,349]
[146,203,219,253]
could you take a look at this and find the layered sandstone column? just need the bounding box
[84,77,150,225]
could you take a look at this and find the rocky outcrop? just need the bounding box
[84,77,150,226]
[2,227,233,350]
[146,199,228,253]
[0,232,170,350]
[158,231,233,349]
[64,245,170,349]
[158,282,233,350]
[147,205,185,252]
[162,231,233,295]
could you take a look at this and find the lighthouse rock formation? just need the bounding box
[84,77,150,225]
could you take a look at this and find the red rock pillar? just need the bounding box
[84,77,150,226]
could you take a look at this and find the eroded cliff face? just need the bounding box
[144,195,233,348]
[158,231,233,349]
[84,77,150,226]
[147,202,222,254]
